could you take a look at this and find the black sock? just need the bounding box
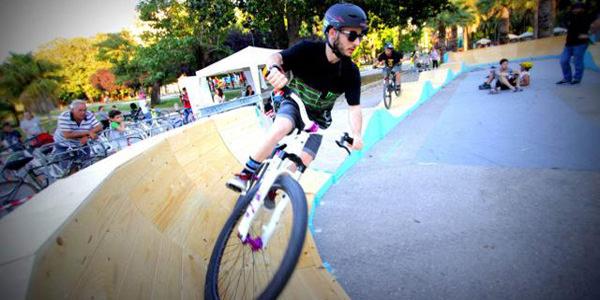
[242,156,261,175]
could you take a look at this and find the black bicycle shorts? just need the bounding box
[276,100,323,159]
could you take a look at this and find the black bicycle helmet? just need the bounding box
[323,3,368,35]
[323,3,368,58]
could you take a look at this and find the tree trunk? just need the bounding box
[537,0,554,38]
[150,81,161,106]
[273,13,289,48]
[499,6,510,44]
[438,23,447,51]
[463,26,470,51]
[286,6,302,47]
[451,26,458,51]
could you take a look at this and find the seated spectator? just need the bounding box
[109,110,126,132]
[107,110,129,150]
[96,106,110,129]
[1,122,23,151]
[245,85,255,97]
[478,58,523,93]
[52,100,103,167]
[214,88,225,103]
[20,111,43,138]
[129,103,144,121]
[519,62,533,87]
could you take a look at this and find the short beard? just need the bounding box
[333,35,350,58]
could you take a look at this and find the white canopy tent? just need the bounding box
[193,46,280,108]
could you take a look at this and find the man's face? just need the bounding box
[330,26,364,57]
[501,61,509,70]
[2,125,11,132]
[24,112,31,119]
[385,48,392,56]
[72,104,87,121]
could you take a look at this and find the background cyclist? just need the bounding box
[376,42,403,91]
[226,3,367,192]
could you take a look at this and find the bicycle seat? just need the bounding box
[4,156,33,171]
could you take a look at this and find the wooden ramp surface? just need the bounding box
[0,107,348,299]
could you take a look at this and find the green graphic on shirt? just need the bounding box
[288,78,340,111]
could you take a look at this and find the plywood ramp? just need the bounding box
[5,107,347,299]
[448,36,566,65]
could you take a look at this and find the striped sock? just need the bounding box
[242,156,261,175]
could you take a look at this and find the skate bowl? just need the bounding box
[1,35,599,299]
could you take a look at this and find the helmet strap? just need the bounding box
[326,31,345,59]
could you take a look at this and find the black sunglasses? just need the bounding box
[338,29,366,42]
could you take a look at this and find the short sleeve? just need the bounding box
[344,66,361,106]
[281,41,311,72]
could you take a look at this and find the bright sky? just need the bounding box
[0,0,139,62]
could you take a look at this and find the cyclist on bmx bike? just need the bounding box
[226,3,367,193]
[376,42,403,93]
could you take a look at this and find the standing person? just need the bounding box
[376,43,403,91]
[180,87,194,123]
[214,88,225,103]
[20,111,43,138]
[557,2,595,85]
[226,3,366,192]
[96,106,110,129]
[430,48,440,69]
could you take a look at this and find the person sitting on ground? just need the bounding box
[519,62,533,87]
[479,58,523,93]
[245,85,255,97]
[1,122,23,151]
[20,111,43,138]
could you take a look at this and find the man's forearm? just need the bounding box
[348,105,362,137]
[62,131,90,139]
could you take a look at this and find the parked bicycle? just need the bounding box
[205,87,353,300]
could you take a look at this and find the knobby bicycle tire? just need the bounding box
[383,78,393,109]
[205,174,308,300]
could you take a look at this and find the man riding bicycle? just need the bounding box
[376,43,403,91]
[226,3,367,192]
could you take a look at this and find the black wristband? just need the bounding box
[268,64,283,73]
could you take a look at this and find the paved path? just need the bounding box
[314,59,600,299]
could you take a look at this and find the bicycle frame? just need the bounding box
[236,91,316,250]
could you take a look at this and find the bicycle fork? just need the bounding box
[237,163,296,251]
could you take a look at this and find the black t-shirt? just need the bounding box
[566,12,594,46]
[280,40,361,108]
[378,51,403,68]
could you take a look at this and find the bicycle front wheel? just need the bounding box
[383,81,393,109]
[205,174,308,300]
[0,180,38,217]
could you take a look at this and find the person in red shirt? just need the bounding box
[180,88,194,124]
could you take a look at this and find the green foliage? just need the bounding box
[0,53,62,114]
[35,36,111,101]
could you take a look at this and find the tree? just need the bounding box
[536,0,555,38]
[134,35,197,105]
[35,36,111,101]
[428,0,475,51]
[0,53,62,116]
[96,32,143,94]
[90,69,121,96]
